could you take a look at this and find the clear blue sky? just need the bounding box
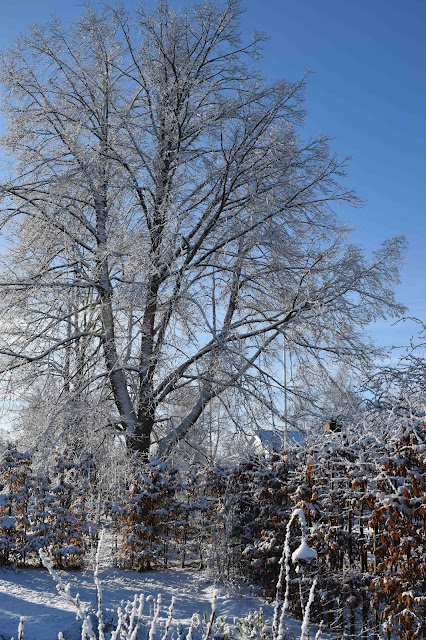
[242,0,426,351]
[0,0,424,350]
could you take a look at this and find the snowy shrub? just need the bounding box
[118,459,180,570]
[171,464,206,569]
[0,447,98,568]
[40,453,96,568]
[28,472,55,559]
[370,422,426,640]
[0,445,33,566]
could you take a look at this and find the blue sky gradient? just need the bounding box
[243,0,425,350]
[0,0,424,350]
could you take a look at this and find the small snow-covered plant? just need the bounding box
[214,610,273,640]
[186,610,289,640]
[299,579,318,640]
[110,594,146,640]
[203,589,217,640]
[12,616,25,640]
[272,508,319,640]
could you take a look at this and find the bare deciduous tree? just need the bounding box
[0,1,405,458]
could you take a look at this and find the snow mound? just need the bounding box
[291,540,317,563]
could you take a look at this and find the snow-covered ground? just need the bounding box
[0,566,328,640]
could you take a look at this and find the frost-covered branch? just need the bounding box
[39,549,97,640]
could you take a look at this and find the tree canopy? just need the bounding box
[0,0,405,459]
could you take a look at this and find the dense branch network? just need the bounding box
[0,1,405,458]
